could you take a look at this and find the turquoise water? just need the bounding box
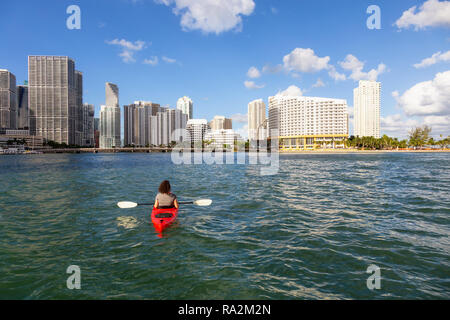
[0,153,449,299]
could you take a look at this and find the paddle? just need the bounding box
[117,199,212,209]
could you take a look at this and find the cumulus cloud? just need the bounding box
[339,54,386,81]
[394,70,450,116]
[106,39,146,63]
[247,66,261,78]
[244,80,265,89]
[328,66,347,81]
[283,48,330,73]
[143,56,159,66]
[413,50,450,68]
[230,113,248,123]
[395,0,450,30]
[381,114,420,137]
[155,0,255,34]
[276,85,303,97]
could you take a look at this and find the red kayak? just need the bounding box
[151,207,178,233]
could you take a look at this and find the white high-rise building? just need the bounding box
[177,96,193,120]
[186,119,209,145]
[354,80,381,138]
[100,83,121,148]
[248,99,267,141]
[269,95,348,150]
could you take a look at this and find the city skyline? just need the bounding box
[1,0,449,139]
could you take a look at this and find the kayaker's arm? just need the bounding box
[154,199,159,209]
[174,199,179,209]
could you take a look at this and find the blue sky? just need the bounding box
[1,0,449,139]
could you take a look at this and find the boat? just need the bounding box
[151,207,178,233]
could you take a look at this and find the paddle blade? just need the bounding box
[193,199,212,207]
[117,201,138,209]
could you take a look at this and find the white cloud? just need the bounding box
[162,56,177,63]
[247,66,261,78]
[155,0,255,34]
[394,70,450,116]
[271,7,278,14]
[312,78,325,88]
[283,48,330,73]
[339,54,386,81]
[244,80,265,89]
[143,56,159,66]
[328,66,347,81]
[230,113,248,123]
[381,114,420,137]
[413,50,450,68]
[106,39,146,63]
[276,85,303,97]
[395,0,450,30]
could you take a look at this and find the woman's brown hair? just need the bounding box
[158,180,171,194]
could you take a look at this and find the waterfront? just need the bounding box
[0,153,449,299]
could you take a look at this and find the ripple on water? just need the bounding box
[0,153,449,299]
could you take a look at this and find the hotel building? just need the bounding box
[268,95,348,150]
[354,80,381,138]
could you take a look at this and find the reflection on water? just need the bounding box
[116,217,139,230]
[0,153,449,299]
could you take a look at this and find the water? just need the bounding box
[0,153,449,299]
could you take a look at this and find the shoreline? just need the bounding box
[1,149,449,155]
[278,149,450,154]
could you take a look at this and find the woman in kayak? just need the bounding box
[154,180,179,209]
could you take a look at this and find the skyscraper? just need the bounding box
[82,103,94,147]
[209,116,232,130]
[124,101,161,146]
[0,69,17,130]
[28,56,80,144]
[106,82,119,107]
[269,95,348,150]
[17,85,28,130]
[177,96,193,120]
[248,99,266,141]
[75,71,83,145]
[94,118,100,148]
[354,80,381,138]
[100,83,121,148]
